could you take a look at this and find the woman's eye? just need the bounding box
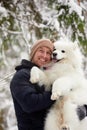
[47,52,51,56]
[39,49,43,52]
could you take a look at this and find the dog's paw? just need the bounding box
[61,124,70,130]
[51,92,60,100]
[30,66,40,83]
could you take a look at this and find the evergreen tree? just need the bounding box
[0,0,87,67]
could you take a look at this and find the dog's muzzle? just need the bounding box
[52,52,58,62]
[52,53,63,63]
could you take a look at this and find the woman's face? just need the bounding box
[32,46,52,67]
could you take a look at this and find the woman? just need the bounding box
[10,39,55,130]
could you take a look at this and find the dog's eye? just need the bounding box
[53,48,56,51]
[61,50,65,53]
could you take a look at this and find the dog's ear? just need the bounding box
[73,41,79,50]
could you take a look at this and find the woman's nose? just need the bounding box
[43,52,47,58]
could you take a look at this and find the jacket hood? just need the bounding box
[15,59,37,71]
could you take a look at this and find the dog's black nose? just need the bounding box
[53,52,57,57]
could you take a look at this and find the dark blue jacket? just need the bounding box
[10,59,54,130]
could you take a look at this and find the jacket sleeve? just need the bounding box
[10,69,54,113]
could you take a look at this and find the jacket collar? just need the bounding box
[15,59,38,71]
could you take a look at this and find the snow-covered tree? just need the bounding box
[0,0,87,67]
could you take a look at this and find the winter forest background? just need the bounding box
[0,0,87,130]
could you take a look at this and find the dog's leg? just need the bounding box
[30,66,51,89]
[61,99,80,130]
[30,66,41,83]
[51,76,76,100]
[44,107,60,130]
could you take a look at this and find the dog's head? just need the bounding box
[52,45,67,62]
[52,38,83,68]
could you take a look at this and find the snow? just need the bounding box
[68,1,84,20]
[0,6,6,13]
[0,5,8,18]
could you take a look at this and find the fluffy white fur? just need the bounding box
[30,38,87,130]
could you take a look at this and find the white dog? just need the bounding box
[30,38,87,130]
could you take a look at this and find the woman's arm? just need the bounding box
[10,69,54,113]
